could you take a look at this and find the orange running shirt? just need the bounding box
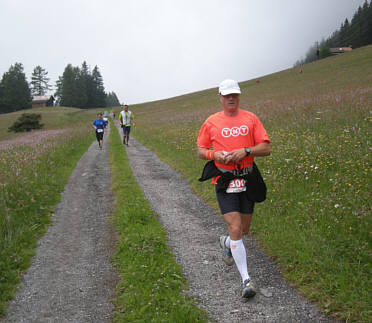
[197,109,270,172]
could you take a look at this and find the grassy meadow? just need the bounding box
[0,45,370,322]
[121,45,372,322]
[0,107,105,316]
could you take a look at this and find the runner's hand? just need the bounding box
[214,151,229,164]
[225,148,246,163]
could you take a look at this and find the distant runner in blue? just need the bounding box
[92,113,108,150]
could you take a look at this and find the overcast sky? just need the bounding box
[0,0,366,104]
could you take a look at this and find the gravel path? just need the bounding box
[2,127,118,323]
[116,121,337,323]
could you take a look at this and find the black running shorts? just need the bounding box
[96,131,104,141]
[215,186,255,215]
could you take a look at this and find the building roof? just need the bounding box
[32,95,54,103]
[330,47,353,54]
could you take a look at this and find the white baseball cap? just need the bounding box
[218,79,241,95]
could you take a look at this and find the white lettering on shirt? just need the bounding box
[221,125,249,138]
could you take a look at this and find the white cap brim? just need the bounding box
[219,88,241,95]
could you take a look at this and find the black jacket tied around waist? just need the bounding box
[198,160,267,203]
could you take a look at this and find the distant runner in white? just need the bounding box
[119,105,135,146]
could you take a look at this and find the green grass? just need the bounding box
[0,106,112,141]
[108,122,209,323]
[0,108,99,316]
[127,45,372,322]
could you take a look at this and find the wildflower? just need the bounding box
[334,204,340,208]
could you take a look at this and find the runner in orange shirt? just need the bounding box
[196,79,271,299]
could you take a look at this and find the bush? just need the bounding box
[319,45,332,59]
[8,113,44,132]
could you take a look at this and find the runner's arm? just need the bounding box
[197,147,228,164]
[225,142,271,163]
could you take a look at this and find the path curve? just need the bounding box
[2,127,118,323]
[116,121,337,323]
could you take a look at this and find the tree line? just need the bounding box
[0,62,121,114]
[295,0,372,65]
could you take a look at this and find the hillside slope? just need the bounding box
[126,45,372,322]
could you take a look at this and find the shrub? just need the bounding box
[8,113,44,132]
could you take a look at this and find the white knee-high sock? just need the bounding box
[230,239,250,283]
[225,236,231,249]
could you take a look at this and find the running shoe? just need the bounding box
[242,279,256,299]
[219,235,234,266]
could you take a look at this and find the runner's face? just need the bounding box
[219,93,240,113]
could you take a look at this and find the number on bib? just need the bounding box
[226,178,246,193]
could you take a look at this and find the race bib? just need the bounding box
[226,178,246,193]
[97,129,104,133]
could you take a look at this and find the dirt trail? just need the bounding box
[116,121,337,323]
[2,127,118,323]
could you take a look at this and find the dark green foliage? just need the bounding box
[91,66,106,107]
[319,45,332,59]
[296,0,372,66]
[105,91,120,107]
[54,62,107,109]
[8,113,44,132]
[56,64,79,107]
[0,63,32,114]
[30,66,51,96]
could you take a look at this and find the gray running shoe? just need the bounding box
[242,279,256,299]
[219,235,234,266]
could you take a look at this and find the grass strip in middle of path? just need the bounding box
[109,123,209,323]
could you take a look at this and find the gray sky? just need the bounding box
[0,0,366,104]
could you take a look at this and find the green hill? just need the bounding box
[125,45,372,322]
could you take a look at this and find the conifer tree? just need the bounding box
[92,66,106,108]
[368,0,372,44]
[59,64,79,107]
[78,61,90,108]
[55,62,108,108]
[295,0,372,66]
[106,91,120,107]
[30,65,51,96]
[54,76,63,106]
[0,63,32,114]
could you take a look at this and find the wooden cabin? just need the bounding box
[32,95,55,108]
[330,47,353,55]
